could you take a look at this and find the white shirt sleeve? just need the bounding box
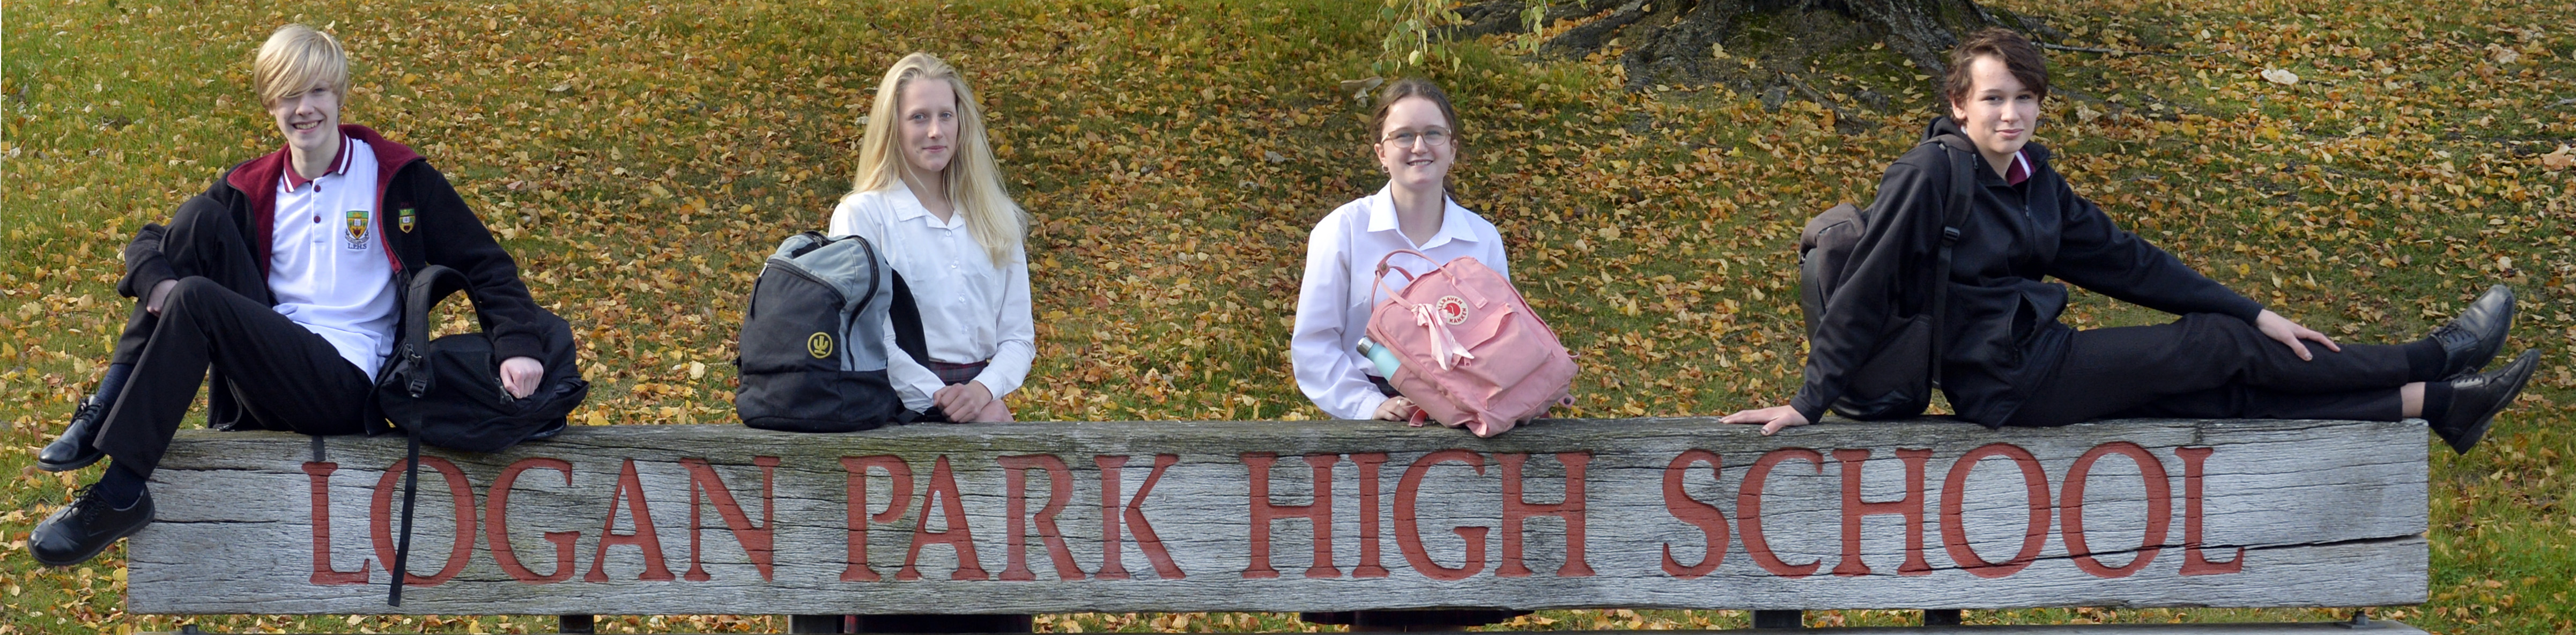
[969,243,1035,398]
[1482,222,1512,282]
[831,193,944,413]
[1289,210,1389,420]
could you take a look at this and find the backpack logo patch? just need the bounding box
[342,210,370,250]
[807,332,834,359]
[1435,295,1469,324]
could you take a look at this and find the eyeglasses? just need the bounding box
[1380,128,1452,148]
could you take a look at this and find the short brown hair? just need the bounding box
[253,25,350,108]
[1942,27,2048,108]
[1369,78,1460,142]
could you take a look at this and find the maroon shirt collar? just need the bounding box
[2004,150,2032,186]
[279,134,355,193]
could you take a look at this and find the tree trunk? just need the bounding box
[1455,0,2034,99]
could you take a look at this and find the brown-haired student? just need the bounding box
[1725,28,2538,449]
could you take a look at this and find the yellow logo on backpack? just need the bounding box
[807,332,833,359]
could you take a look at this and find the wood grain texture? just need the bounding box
[127,418,2428,615]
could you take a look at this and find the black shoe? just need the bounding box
[2426,284,2514,380]
[2430,349,2540,455]
[29,485,155,567]
[38,400,109,471]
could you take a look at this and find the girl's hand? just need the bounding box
[1372,396,1420,422]
[2254,309,2340,361]
[145,279,177,315]
[1721,405,1812,435]
[934,381,997,421]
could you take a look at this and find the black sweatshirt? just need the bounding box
[121,125,553,368]
[1790,117,2263,426]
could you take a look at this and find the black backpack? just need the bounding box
[376,263,590,605]
[1796,134,1977,420]
[733,231,928,432]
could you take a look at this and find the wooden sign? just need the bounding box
[127,418,2427,615]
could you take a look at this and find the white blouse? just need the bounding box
[828,186,1036,413]
[1290,186,1509,420]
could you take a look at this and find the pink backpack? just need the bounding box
[1367,249,1577,437]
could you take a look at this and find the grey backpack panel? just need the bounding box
[735,231,908,431]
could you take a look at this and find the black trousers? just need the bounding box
[2004,313,2409,427]
[91,202,374,479]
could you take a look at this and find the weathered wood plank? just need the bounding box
[127,418,2428,615]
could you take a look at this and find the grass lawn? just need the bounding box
[3,0,2571,632]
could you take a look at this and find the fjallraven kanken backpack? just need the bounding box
[1365,249,1576,437]
[1796,134,1976,420]
[734,231,926,432]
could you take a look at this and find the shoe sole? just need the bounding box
[36,452,103,472]
[2449,350,2540,454]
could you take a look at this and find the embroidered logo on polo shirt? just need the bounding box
[343,210,371,250]
[807,332,834,359]
[1435,295,1469,324]
[398,208,416,233]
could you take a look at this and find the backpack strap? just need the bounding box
[1926,134,1979,388]
[393,265,473,400]
[385,264,468,606]
[388,433,421,606]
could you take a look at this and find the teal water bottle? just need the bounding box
[1357,337,1402,377]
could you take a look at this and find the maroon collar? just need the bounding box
[279,134,354,192]
[2003,150,2032,186]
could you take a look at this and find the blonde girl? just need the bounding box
[829,52,1033,425]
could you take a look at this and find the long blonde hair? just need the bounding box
[848,53,1026,264]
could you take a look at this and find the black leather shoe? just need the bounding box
[2426,284,2513,380]
[30,485,155,567]
[2431,349,2539,455]
[38,400,109,472]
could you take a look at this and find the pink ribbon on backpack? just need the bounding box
[1405,301,1476,371]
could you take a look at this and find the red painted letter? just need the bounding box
[680,457,778,581]
[840,455,914,582]
[1498,452,1593,578]
[305,462,369,585]
[370,456,478,587]
[2175,447,2243,575]
[997,455,1084,581]
[899,455,990,581]
[1938,444,2049,578]
[1242,453,1339,579]
[2061,442,2172,578]
[487,457,579,584]
[1831,448,1934,577]
[1738,448,1824,578]
[1395,449,1489,581]
[1094,454,1186,580]
[585,458,676,582]
[1350,453,1390,578]
[1660,450,1727,579]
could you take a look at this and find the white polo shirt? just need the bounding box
[270,135,401,380]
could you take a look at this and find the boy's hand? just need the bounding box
[499,357,544,398]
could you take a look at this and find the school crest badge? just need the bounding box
[343,210,370,250]
[397,208,416,233]
[1435,295,1469,325]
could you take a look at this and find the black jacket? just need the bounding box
[119,125,555,430]
[1791,117,2263,426]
